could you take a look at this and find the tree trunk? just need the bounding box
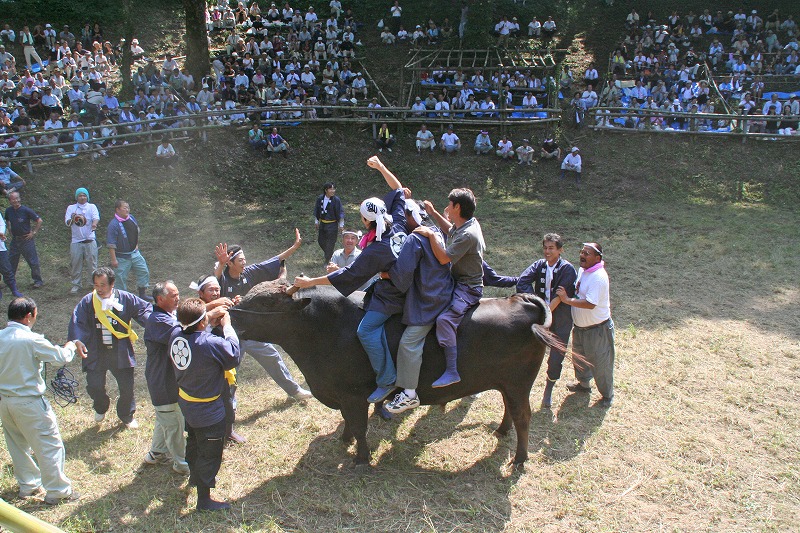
[183,0,210,83]
[119,0,135,100]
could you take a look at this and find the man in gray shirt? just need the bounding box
[413,188,485,387]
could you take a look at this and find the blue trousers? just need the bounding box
[9,238,42,284]
[436,283,482,348]
[114,249,150,291]
[0,249,20,297]
[357,310,396,387]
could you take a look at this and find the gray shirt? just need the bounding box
[0,322,76,397]
[331,247,377,291]
[446,218,485,287]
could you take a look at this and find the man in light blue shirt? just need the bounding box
[0,297,83,504]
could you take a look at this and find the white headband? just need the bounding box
[359,197,388,241]
[180,310,206,329]
[405,200,424,226]
[189,275,218,291]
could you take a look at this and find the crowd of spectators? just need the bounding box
[581,6,800,133]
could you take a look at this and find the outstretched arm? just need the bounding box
[276,228,302,260]
[293,274,331,288]
[214,242,229,279]
[366,155,402,190]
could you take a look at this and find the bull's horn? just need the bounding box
[286,284,300,296]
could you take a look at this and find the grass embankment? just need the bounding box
[0,127,798,532]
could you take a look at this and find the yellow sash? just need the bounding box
[178,388,220,403]
[92,291,139,343]
[225,369,236,385]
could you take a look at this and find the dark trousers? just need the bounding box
[317,223,338,264]
[9,238,42,284]
[84,354,136,423]
[545,318,574,381]
[0,250,20,297]
[186,418,226,489]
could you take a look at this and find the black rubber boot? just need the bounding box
[196,486,230,511]
[541,379,556,408]
[138,286,154,303]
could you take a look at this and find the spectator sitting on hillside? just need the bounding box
[528,17,541,37]
[516,139,534,165]
[496,135,514,160]
[266,127,289,158]
[248,123,266,150]
[474,130,491,155]
[155,136,176,167]
[440,126,460,154]
[540,133,561,161]
[375,123,394,152]
[415,124,435,153]
[542,16,557,39]
[0,157,25,196]
[381,28,396,45]
[560,146,582,186]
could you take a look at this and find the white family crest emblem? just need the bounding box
[170,337,192,370]
[390,232,407,257]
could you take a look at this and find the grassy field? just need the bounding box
[0,126,798,532]
[2,0,800,530]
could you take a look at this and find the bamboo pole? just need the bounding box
[0,498,65,533]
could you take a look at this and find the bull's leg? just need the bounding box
[494,391,513,438]
[505,389,533,466]
[340,399,371,466]
[341,419,354,444]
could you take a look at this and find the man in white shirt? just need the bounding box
[560,146,583,186]
[0,296,82,503]
[440,126,461,154]
[515,138,534,165]
[528,17,541,37]
[556,242,614,408]
[410,96,426,116]
[65,187,99,294]
[495,135,513,159]
[415,124,435,153]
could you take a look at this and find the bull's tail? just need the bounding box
[513,293,588,369]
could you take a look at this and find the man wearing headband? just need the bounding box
[193,274,246,444]
[314,182,344,265]
[414,188,485,388]
[482,234,578,408]
[170,297,240,511]
[69,267,152,427]
[295,156,410,403]
[382,199,454,413]
[474,130,492,155]
[556,242,614,408]
[325,229,379,292]
[213,231,312,402]
[65,187,99,295]
[142,281,189,475]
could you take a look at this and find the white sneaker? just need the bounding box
[291,388,313,401]
[70,286,80,294]
[172,462,190,475]
[386,391,420,414]
[125,419,139,429]
[94,412,105,423]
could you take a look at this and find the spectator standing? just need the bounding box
[19,26,44,71]
[556,242,614,408]
[0,297,82,504]
[314,182,344,264]
[5,192,43,289]
[389,1,403,34]
[107,200,153,301]
[559,146,582,186]
[65,187,99,295]
[69,267,152,427]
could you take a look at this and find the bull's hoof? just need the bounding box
[341,434,355,444]
[494,427,510,438]
[509,460,526,473]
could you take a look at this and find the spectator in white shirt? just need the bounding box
[495,135,514,159]
[155,136,176,167]
[560,146,582,186]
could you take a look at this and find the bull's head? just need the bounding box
[229,278,313,342]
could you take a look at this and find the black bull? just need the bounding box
[231,279,565,467]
